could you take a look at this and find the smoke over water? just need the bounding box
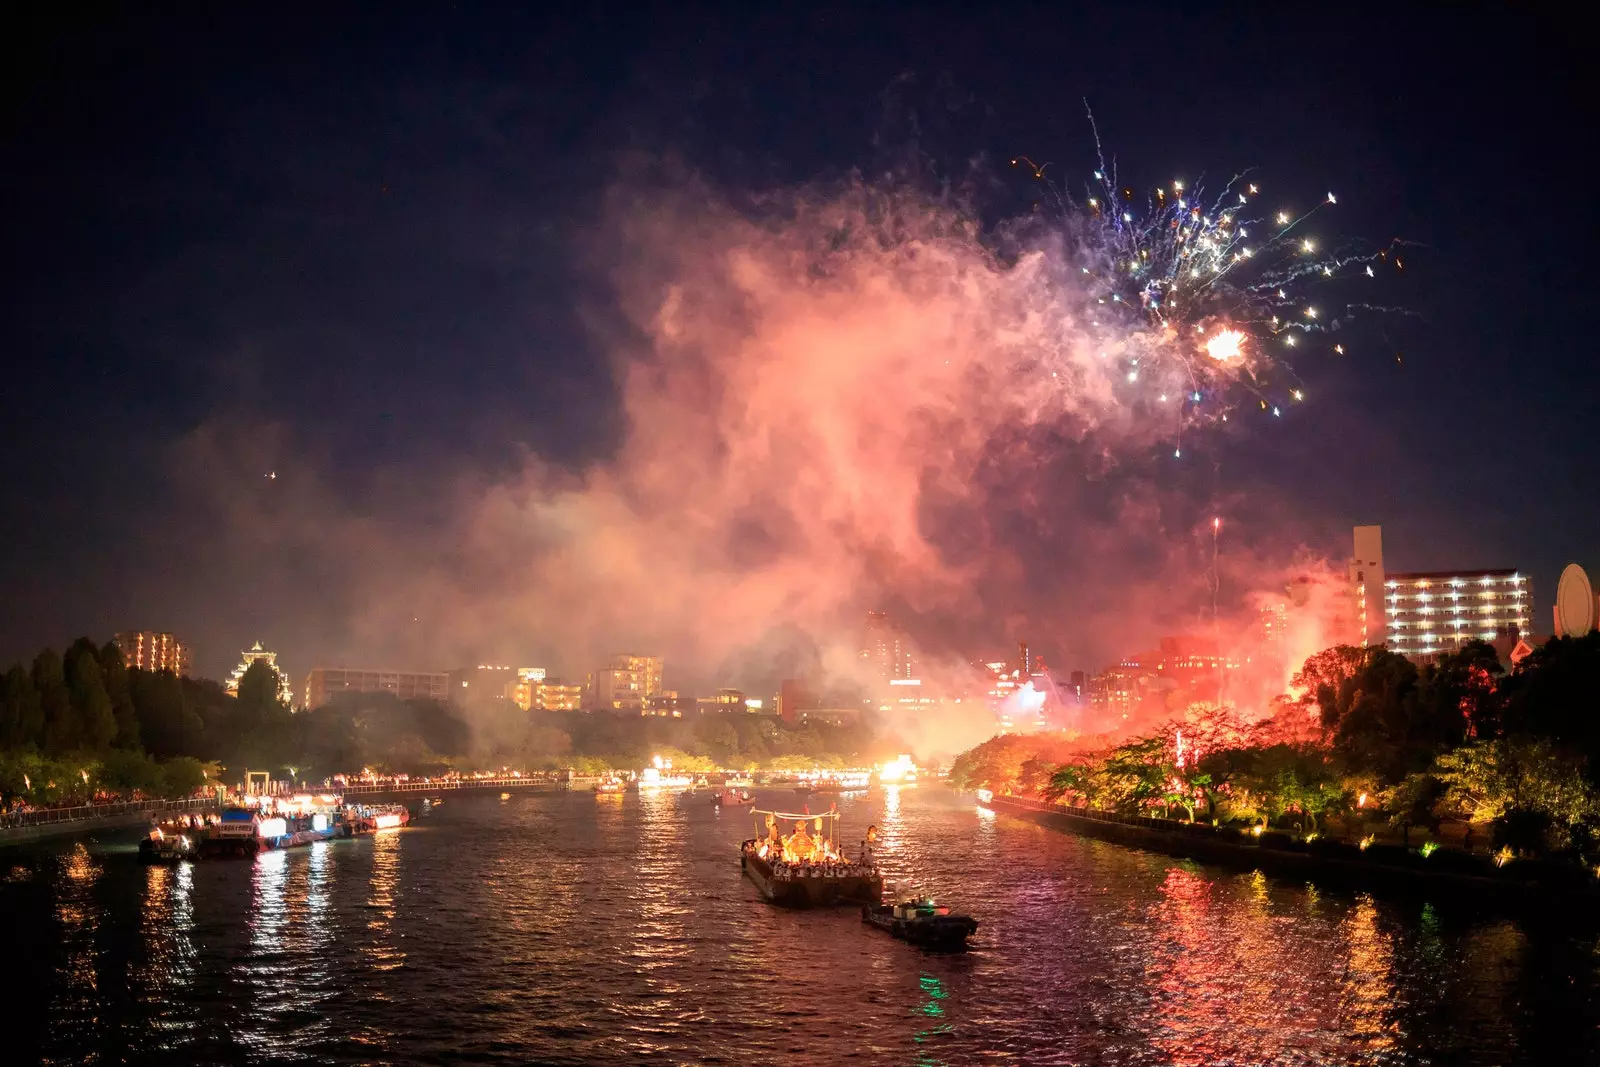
[182,163,1355,734]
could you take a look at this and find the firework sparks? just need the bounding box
[1013,121,1403,442]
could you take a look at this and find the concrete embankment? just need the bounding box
[986,795,1596,908]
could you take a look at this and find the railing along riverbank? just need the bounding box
[984,794,1600,908]
[1,796,219,847]
[338,775,567,798]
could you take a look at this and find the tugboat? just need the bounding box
[711,788,753,807]
[862,892,978,951]
[740,809,882,907]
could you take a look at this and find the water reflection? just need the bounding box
[132,860,197,1055]
[9,791,1600,1064]
[1341,895,1401,1056]
[48,843,103,1045]
[364,828,405,972]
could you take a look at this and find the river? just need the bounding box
[5,786,1599,1065]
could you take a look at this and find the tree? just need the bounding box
[158,756,209,799]
[33,649,73,755]
[1501,633,1600,781]
[131,668,202,758]
[1425,639,1505,740]
[232,660,293,767]
[98,641,141,750]
[1384,772,1445,846]
[64,644,117,754]
[2,664,43,749]
[1044,759,1102,807]
[1320,648,1464,786]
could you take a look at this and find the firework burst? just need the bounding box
[1012,116,1405,440]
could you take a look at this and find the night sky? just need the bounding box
[3,7,1593,683]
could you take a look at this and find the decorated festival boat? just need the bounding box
[740,809,882,907]
[198,806,337,858]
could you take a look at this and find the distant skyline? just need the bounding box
[2,9,1593,691]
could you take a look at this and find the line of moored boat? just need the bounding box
[138,795,415,863]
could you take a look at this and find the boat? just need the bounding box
[344,803,410,834]
[740,809,882,907]
[595,778,626,797]
[138,826,195,864]
[197,806,337,858]
[712,788,754,807]
[862,894,978,951]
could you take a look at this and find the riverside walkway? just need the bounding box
[0,796,219,846]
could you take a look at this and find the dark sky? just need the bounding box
[2,6,1593,681]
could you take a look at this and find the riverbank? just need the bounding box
[986,795,1600,908]
[0,797,218,848]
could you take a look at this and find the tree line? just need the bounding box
[1,638,907,807]
[950,633,1600,868]
[0,638,223,807]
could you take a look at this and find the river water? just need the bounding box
[5,787,1600,1065]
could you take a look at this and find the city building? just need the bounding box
[1347,525,1386,646]
[860,611,915,683]
[226,641,294,706]
[302,667,450,710]
[448,665,520,705]
[1351,525,1532,660]
[776,678,813,724]
[508,667,548,710]
[795,707,862,728]
[643,692,694,717]
[585,654,664,713]
[113,631,190,676]
[695,688,750,713]
[534,678,583,711]
[1384,570,1532,659]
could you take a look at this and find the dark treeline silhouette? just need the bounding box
[3,639,907,808]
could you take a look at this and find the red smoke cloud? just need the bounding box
[175,170,1348,710]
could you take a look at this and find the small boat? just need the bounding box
[138,828,194,864]
[344,803,410,834]
[712,788,754,807]
[862,894,978,951]
[500,792,511,801]
[595,778,626,796]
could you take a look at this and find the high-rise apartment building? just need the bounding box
[1348,525,1531,659]
[1384,570,1532,658]
[1347,525,1386,646]
[302,667,450,709]
[113,631,190,676]
[861,611,915,682]
[586,654,664,712]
